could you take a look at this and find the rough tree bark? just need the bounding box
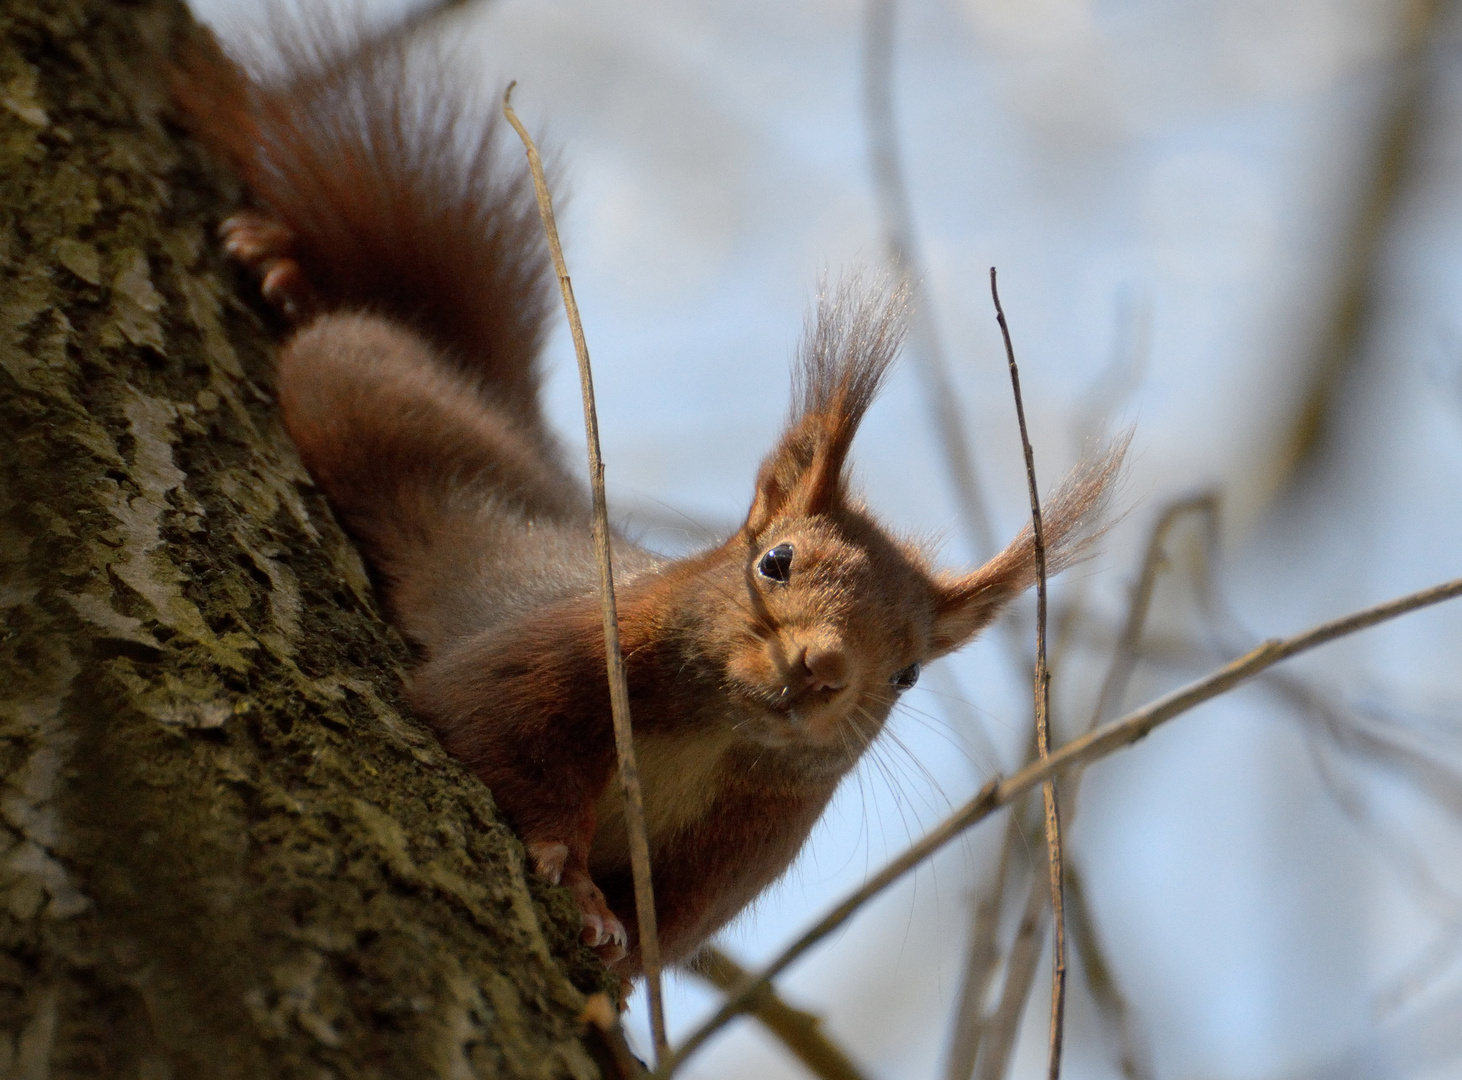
[0,1,614,1076]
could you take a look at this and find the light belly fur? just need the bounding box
[590,724,737,873]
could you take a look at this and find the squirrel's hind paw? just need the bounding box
[220,211,316,321]
[527,841,629,963]
[564,866,628,962]
[580,903,629,962]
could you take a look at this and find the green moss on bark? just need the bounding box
[0,2,611,1076]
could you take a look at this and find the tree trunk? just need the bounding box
[0,2,611,1076]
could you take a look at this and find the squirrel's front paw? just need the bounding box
[220,211,316,321]
[527,840,570,884]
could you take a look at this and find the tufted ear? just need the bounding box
[744,278,909,536]
[928,436,1129,656]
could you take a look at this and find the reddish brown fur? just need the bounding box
[174,28,554,430]
[174,28,1124,977]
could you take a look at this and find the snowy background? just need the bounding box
[188,1,1462,1077]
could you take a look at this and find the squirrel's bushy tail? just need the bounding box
[173,27,553,422]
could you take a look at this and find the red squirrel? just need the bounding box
[173,29,1123,980]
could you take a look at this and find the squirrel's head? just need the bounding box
[694,278,1124,772]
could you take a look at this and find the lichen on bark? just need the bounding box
[0,2,611,1076]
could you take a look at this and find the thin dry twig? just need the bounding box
[339,0,484,58]
[863,0,995,559]
[975,860,1050,1080]
[946,281,1147,1080]
[1034,496,1214,1080]
[865,12,1049,1071]
[1287,0,1451,468]
[1265,980,1462,1080]
[692,947,874,1080]
[502,84,668,1064]
[1063,864,1148,1080]
[581,993,652,1079]
[400,0,479,31]
[1046,578,1462,785]
[1048,495,1215,1075]
[1087,495,1219,731]
[1190,565,1462,1016]
[1071,291,1150,456]
[658,575,1462,1075]
[990,267,1067,1080]
[1051,291,1151,675]
[945,356,1157,1080]
[943,812,1023,1080]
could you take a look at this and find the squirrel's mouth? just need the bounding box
[770,680,847,716]
[731,686,875,759]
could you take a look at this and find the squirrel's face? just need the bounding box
[711,512,937,766]
[692,280,1108,765]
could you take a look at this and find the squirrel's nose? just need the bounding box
[797,644,848,693]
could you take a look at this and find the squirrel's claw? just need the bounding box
[220,211,316,321]
[580,906,629,959]
[526,840,628,961]
[571,878,628,962]
[220,211,293,262]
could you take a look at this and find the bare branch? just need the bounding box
[1087,494,1220,731]
[1265,980,1462,1080]
[581,993,652,1079]
[398,0,483,34]
[502,85,667,1063]
[1039,577,1462,789]
[1071,290,1150,454]
[1286,0,1451,468]
[1064,864,1149,1080]
[864,0,995,559]
[658,575,1462,1075]
[941,462,1131,1080]
[1033,504,1212,1080]
[943,813,1023,1080]
[975,861,1049,1080]
[864,11,1049,1069]
[692,947,873,1080]
[990,267,1067,1080]
[337,0,489,60]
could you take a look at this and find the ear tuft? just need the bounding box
[928,432,1130,655]
[745,275,910,534]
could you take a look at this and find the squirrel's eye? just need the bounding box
[890,662,920,691]
[757,543,794,583]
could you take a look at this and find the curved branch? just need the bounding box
[659,575,1462,1074]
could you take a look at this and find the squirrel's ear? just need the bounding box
[928,437,1129,655]
[744,278,908,536]
[744,412,840,536]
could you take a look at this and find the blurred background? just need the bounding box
[187,1,1462,1077]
